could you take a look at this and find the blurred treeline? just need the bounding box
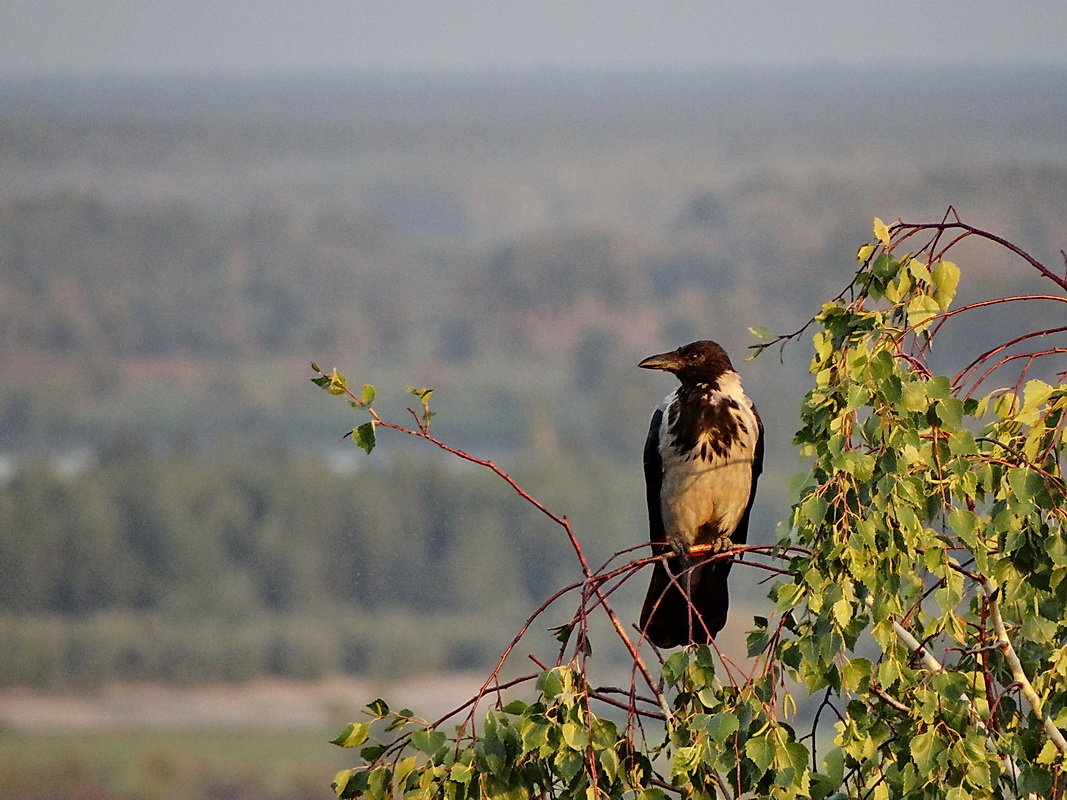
[1,68,1066,687]
[0,434,643,686]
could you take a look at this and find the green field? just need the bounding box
[0,727,352,800]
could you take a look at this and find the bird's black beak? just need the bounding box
[638,351,682,372]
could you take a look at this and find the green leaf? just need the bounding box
[554,748,584,782]
[332,768,367,799]
[589,717,619,750]
[782,741,809,772]
[537,668,565,699]
[352,421,376,454]
[935,397,964,428]
[501,700,528,715]
[359,744,387,761]
[883,272,911,303]
[748,326,774,340]
[520,719,550,751]
[900,379,931,412]
[1022,378,1054,409]
[360,384,376,406]
[330,721,371,748]
[947,508,978,548]
[745,734,775,772]
[906,258,933,285]
[705,711,739,743]
[478,723,507,777]
[1007,467,1043,503]
[822,746,845,786]
[746,627,771,657]
[366,698,390,717]
[662,650,689,686]
[872,252,899,280]
[411,728,447,756]
[671,744,701,775]
[799,495,829,528]
[1037,738,1061,764]
[1019,765,1053,795]
[910,730,944,773]
[327,368,347,394]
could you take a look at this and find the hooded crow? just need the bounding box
[638,340,764,647]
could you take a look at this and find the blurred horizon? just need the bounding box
[5,1,1067,78]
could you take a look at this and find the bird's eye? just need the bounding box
[687,351,699,361]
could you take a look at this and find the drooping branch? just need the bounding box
[890,219,1067,292]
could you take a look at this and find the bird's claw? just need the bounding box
[668,536,692,566]
[705,535,733,555]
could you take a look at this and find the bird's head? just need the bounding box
[638,340,735,384]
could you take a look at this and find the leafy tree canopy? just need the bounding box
[315,213,1066,800]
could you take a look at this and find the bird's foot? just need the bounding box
[668,536,693,567]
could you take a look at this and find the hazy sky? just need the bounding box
[3,1,1067,78]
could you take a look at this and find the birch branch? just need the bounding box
[979,576,1067,755]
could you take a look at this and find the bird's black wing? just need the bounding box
[643,406,665,547]
[731,403,764,547]
[639,404,696,646]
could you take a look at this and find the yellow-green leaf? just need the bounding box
[330,722,371,748]
[873,217,891,245]
[931,260,960,309]
[906,258,933,285]
[449,762,474,784]
[906,295,941,331]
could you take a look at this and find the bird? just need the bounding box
[637,340,764,647]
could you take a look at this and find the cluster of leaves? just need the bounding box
[313,215,1066,799]
[770,217,1067,799]
[312,363,435,454]
[331,668,652,800]
[329,649,835,800]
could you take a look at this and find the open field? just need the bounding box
[0,726,347,800]
[0,675,486,800]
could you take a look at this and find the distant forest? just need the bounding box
[0,436,635,685]
[1,68,1065,686]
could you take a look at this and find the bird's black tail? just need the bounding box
[639,559,731,648]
